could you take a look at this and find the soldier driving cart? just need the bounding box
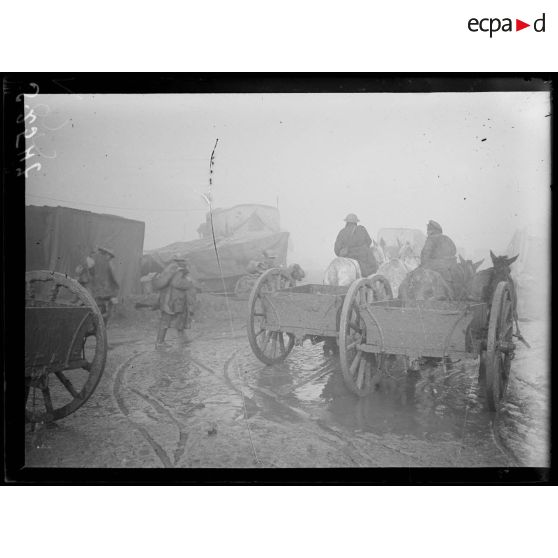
[334,213,378,276]
[419,220,466,296]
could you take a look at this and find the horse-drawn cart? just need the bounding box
[247,268,516,411]
[25,271,107,423]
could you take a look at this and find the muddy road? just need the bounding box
[25,296,549,468]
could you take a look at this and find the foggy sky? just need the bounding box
[25,92,550,271]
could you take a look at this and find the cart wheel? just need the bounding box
[25,271,107,423]
[234,275,255,300]
[339,276,391,396]
[247,268,295,365]
[485,281,514,412]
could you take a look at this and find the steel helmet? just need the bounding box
[427,220,442,233]
[344,213,359,224]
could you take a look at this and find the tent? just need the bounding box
[144,204,289,293]
[26,205,145,298]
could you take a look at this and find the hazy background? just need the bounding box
[25,92,550,275]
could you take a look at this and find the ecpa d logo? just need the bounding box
[468,13,546,37]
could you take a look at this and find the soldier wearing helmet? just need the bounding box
[334,213,377,276]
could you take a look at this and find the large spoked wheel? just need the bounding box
[485,281,515,412]
[25,270,107,423]
[247,268,295,365]
[339,276,393,396]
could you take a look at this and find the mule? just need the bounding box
[371,242,422,297]
[471,251,526,337]
[399,256,484,303]
[374,259,410,298]
[323,257,362,287]
[470,251,518,306]
[371,239,387,268]
[398,242,421,271]
[398,266,454,302]
[287,263,306,282]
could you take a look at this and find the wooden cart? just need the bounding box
[25,270,107,423]
[247,269,516,411]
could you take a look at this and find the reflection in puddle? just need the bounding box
[240,341,501,448]
[236,324,548,465]
[320,357,496,444]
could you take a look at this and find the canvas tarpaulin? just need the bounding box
[143,231,290,292]
[198,204,280,239]
[26,205,145,297]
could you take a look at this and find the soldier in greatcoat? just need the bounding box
[75,246,120,325]
[334,213,378,276]
[152,256,197,348]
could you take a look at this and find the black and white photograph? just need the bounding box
[7,76,551,475]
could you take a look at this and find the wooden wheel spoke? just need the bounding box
[55,371,81,399]
[502,323,513,339]
[255,328,266,338]
[348,320,362,333]
[260,330,272,351]
[349,351,362,378]
[42,387,54,414]
[278,332,286,354]
[356,357,367,390]
[269,332,278,358]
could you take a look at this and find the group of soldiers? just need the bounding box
[75,247,197,348]
[334,213,458,283]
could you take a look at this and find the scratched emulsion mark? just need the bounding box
[15,82,43,178]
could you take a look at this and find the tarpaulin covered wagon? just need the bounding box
[142,204,290,294]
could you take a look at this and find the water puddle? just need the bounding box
[237,340,508,456]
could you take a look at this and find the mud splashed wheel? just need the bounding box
[247,267,295,365]
[25,271,107,423]
[485,281,515,412]
[339,276,392,396]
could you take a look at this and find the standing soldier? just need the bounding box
[152,256,197,348]
[75,246,120,325]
